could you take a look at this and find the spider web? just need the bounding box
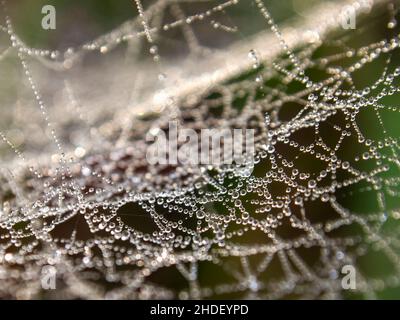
[0,0,399,299]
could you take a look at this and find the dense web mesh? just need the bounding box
[0,0,400,299]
